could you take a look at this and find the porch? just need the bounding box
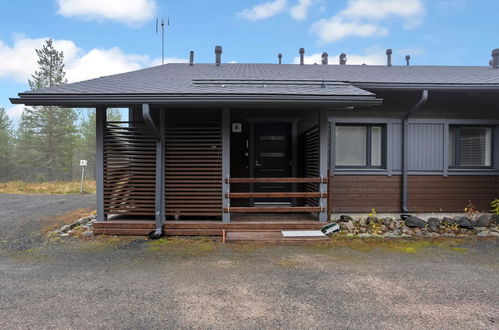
[95,106,331,236]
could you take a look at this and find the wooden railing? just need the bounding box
[224,177,328,214]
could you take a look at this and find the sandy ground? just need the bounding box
[0,194,498,329]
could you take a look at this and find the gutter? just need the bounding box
[142,104,164,237]
[402,90,428,213]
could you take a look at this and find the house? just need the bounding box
[11,47,499,236]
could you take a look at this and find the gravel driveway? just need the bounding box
[0,194,498,329]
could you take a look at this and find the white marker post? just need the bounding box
[80,160,87,193]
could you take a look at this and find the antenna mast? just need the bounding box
[156,17,170,65]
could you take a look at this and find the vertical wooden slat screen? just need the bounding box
[303,125,320,206]
[103,121,157,216]
[165,121,223,217]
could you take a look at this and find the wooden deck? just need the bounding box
[226,231,328,244]
[93,217,324,237]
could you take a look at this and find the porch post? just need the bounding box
[222,108,231,222]
[96,106,107,221]
[318,110,328,222]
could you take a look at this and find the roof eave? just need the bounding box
[354,83,499,92]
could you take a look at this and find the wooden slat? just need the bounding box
[227,192,322,198]
[225,207,324,213]
[227,177,328,183]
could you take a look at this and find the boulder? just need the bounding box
[427,218,442,232]
[340,220,355,232]
[491,214,499,225]
[339,215,354,222]
[457,217,475,229]
[359,218,367,227]
[358,233,372,238]
[475,214,491,228]
[366,216,378,224]
[405,216,426,228]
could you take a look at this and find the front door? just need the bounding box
[252,123,292,206]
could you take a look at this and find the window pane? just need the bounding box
[448,127,455,167]
[336,126,367,166]
[371,126,382,166]
[459,127,492,167]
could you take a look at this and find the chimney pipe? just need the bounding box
[405,55,410,66]
[321,52,328,65]
[278,53,282,64]
[492,48,499,68]
[215,45,222,66]
[189,51,194,66]
[339,52,347,65]
[299,48,305,65]
[386,49,392,66]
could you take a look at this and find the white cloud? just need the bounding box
[290,0,314,20]
[5,104,25,120]
[0,37,186,85]
[293,50,385,65]
[312,0,424,43]
[238,0,288,20]
[312,17,388,43]
[56,0,156,26]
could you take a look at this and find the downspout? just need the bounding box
[143,104,164,237]
[402,90,428,213]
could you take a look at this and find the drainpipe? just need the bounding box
[143,104,164,237]
[402,90,428,213]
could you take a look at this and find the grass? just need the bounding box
[0,180,96,194]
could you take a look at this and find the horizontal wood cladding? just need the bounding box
[408,175,499,212]
[165,121,223,217]
[330,175,402,213]
[103,122,156,216]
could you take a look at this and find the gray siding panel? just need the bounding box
[408,123,444,171]
[391,123,403,171]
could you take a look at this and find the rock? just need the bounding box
[76,216,92,225]
[442,217,457,225]
[83,231,93,237]
[428,233,440,237]
[405,216,426,228]
[441,233,456,237]
[383,231,401,238]
[475,214,491,227]
[401,226,410,234]
[413,228,423,236]
[359,218,367,227]
[490,214,499,224]
[457,217,475,229]
[475,227,488,232]
[395,220,404,228]
[380,225,387,232]
[60,225,71,233]
[427,218,442,232]
[476,231,491,237]
[60,233,70,237]
[406,230,414,235]
[489,231,499,237]
[341,220,355,232]
[339,215,354,222]
[367,216,378,224]
[358,233,372,238]
[359,227,367,233]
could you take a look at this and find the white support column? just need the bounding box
[222,108,231,222]
[95,106,107,221]
[318,110,329,222]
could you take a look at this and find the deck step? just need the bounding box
[226,231,328,243]
[93,228,154,236]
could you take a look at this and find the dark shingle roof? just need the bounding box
[12,63,499,106]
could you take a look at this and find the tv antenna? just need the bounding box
[156,17,169,64]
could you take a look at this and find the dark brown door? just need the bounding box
[252,123,292,206]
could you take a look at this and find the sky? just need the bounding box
[1,0,498,122]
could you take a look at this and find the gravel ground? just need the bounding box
[0,194,498,329]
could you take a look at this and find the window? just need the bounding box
[449,126,492,168]
[335,125,385,168]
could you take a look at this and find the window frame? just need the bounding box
[449,125,494,169]
[334,124,387,169]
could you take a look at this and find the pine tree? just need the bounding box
[17,39,78,181]
[0,107,13,180]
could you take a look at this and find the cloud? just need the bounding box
[0,37,186,85]
[312,0,424,43]
[290,0,314,20]
[56,0,156,26]
[293,50,386,65]
[238,0,288,20]
[5,104,25,120]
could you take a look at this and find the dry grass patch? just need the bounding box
[41,208,94,235]
[147,237,217,257]
[0,180,96,194]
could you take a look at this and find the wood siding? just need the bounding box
[329,175,402,213]
[408,175,499,212]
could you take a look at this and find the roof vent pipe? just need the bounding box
[405,55,411,66]
[386,49,392,66]
[492,49,499,68]
[321,52,328,65]
[278,53,282,64]
[299,48,305,65]
[215,45,222,66]
[189,51,194,66]
[339,53,347,65]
